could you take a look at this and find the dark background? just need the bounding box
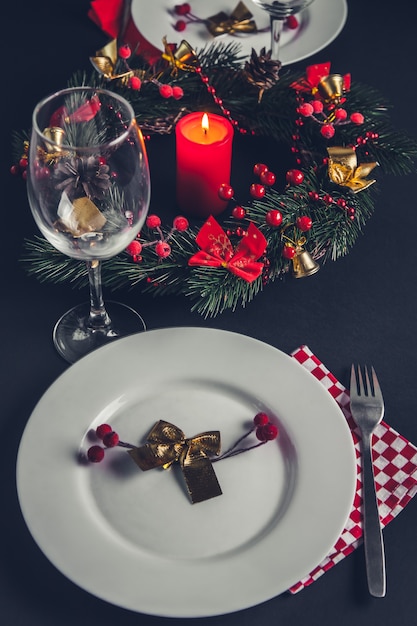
[2,1,417,624]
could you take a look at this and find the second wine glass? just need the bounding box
[27,86,151,363]
[251,0,315,60]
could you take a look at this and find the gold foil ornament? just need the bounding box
[90,38,133,81]
[128,420,222,503]
[206,1,257,37]
[327,146,378,193]
[55,193,107,237]
[161,37,199,76]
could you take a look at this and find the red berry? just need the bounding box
[146,214,161,228]
[286,15,298,29]
[118,44,131,59]
[312,100,324,114]
[321,123,335,139]
[265,209,283,227]
[87,445,105,462]
[296,216,312,232]
[19,157,28,169]
[126,240,143,258]
[172,86,184,100]
[232,205,246,219]
[250,183,266,199]
[155,241,171,258]
[103,431,120,448]
[96,423,113,439]
[256,426,268,441]
[254,412,269,426]
[175,3,190,15]
[129,76,142,91]
[350,112,364,124]
[297,103,314,117]
[282,244,296,259]
[173,215,189,231]
[262,423,279,441]
[159,84,173,98]
[286,169,304,185]
[174,19,187,32]
[253,163,269,176]
[218,183,234,200]
[334,108,347,121]
[260,170,276,186]
[10,164,20,175]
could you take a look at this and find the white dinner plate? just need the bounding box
[131,0,348,65]
[17,327,355,617]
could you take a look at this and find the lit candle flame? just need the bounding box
[201,113,209,135]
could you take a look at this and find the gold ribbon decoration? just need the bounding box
[90,38,133,81]
[161,37,200,76]
[327,146,378,193]
[128,420,222,504]
[206,2,257,37]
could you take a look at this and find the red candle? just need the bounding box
[175,112,234,218]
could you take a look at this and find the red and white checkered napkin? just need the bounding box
[288,345,417,594]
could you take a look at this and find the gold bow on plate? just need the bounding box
[327,146,378,193]
[129,420,222,503]
[206,1,257,37]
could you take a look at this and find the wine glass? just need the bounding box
[251,0,315,60]
[27,86,151,363]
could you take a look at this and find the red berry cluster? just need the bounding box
[126,214,190,262]
[308,189,356,220]
[213,412,279,462]
[87,423,124,463]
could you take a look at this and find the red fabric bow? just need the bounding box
[291,62,351,94]
[188,217,267,283]
[88,0,161,64]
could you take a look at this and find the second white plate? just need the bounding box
[17,328,356,617]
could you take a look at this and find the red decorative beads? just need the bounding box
[96,423,113,439]
[286,169,305,185]
[265,209,283,227]
[282,244,296,259]
[218,183,234,200]
[250,183,266,199]
[296,216,312,232]
[155,241,172,258]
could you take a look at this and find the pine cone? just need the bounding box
[244,47,281,94]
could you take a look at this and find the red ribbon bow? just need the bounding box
[291,62,351,94]
[188,216,267,283]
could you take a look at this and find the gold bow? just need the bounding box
[90,39,133,81]
[161,37,200,76]
[128,420,222,503]
[327,146,378,193]
[206,1,257,37]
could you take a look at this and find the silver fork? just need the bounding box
[350,364,386,597]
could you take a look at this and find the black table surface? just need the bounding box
[2,1,417,624]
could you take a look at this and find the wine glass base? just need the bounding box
[53,300,146,364]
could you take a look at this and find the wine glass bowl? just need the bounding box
[251,0,315,59]
[27,87,151,363]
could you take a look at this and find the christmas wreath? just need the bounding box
[12,32,417,318]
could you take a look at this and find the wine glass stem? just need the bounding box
[270,16,284,60]
[86,259,111,330]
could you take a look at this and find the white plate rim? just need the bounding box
[131,0,348,65]
[16,327,356,617]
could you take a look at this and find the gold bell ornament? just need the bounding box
[292,247,320,278]
[317,74,345,103]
